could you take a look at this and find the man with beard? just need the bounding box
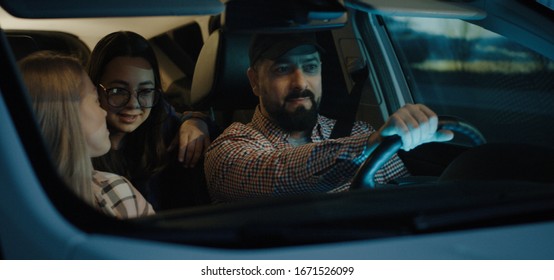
[204,33,453,202]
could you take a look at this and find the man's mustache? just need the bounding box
[285,89,315,101]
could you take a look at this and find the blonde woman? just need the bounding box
[19,51,154,218]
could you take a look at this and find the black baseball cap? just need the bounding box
[248,33,325,66]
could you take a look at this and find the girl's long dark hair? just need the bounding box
[87,31,168,182]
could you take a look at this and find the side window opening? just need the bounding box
[151,21,204,113]
[382,17,554,147]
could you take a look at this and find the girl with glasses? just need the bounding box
[88,31,218,210]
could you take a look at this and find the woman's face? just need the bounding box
[98,56,156,135]
[78,71,111,157]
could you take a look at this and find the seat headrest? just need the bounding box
[6,30,90,64]
[191,29,258,110]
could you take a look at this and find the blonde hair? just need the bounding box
[19,51,94,204]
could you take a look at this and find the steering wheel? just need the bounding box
[350,116,486,189]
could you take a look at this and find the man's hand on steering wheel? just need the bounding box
[374,104,454,151]
[352,105,484,189]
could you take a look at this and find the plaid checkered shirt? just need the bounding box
[205,107,409,202]
[92,171,155,218]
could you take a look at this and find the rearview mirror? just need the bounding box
[222,0,348,32]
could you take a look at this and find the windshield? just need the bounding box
[381,16,554,148]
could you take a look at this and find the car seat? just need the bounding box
[6,30,90,64]
[191,27,258,128]
[191,26,351,129]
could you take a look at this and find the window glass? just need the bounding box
[382,17,554,147]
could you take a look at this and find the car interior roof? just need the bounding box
[0,0,224,18]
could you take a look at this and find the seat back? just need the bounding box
[6,30,90,64]
[191,28,257,111]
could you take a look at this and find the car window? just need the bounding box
[381,16,554,148]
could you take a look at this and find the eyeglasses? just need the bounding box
[98,84,161,108]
